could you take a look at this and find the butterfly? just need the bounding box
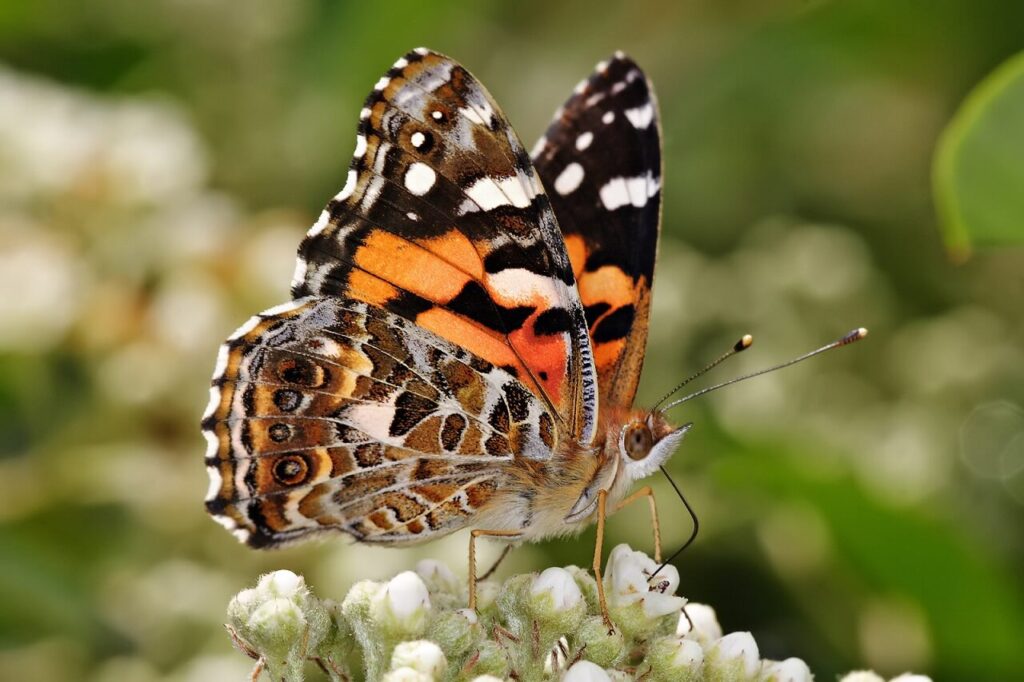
[203,47,688,618]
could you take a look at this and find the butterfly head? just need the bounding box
[616,413,693,484]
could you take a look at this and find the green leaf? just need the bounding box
[934,51,1024,258]
[713,447,1024,681]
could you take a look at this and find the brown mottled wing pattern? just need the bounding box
[532,53,662,409]
[203,297,556,547]
[292,48,598,445]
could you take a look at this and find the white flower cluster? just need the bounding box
[225,547,934,682]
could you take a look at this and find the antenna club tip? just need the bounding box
[735,334,754,352]
[849,327,868,341]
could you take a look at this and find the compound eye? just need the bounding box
[624,422,654,460]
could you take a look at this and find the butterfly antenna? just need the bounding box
[650,465,698,580]
[660,328,868,414]
[650,334,754,414]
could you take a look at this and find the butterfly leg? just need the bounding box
[593,489,613,627]
[612,485,661,563]
[469,529,522,611]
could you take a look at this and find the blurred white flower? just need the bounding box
[888,675,933,682]
[0,225,85,350]
[0,66,206,204]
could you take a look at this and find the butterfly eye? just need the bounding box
[624,422,653,460]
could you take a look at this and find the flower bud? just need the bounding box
[416,559,463,605]
[249,597,305,644]
[563,660,612,682]
[532,567,584,611]
[705,631,761,679]
[838,673,885,682]
[428,609,480,660]
[390,640,447,677]
[372,571,431,636]
[603,544,686,638]
[676,602,723,645]
[647,635,704,681]
[258,569,303,598]
[467,640,510,679]
[381,667,432,682]
[575,615,626,668]
[761,657,812,682]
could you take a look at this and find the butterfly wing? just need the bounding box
[203,297,556,547]
[531,53,662,409]
[293,48,598,445]
[204,49,598,548]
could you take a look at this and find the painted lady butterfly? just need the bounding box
[202,48,863,616]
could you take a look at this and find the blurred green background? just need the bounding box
[2,1,1024,680]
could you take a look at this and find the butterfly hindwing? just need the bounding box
[203,297,557,547]
[293,48,598,445]
[532,53,662,409]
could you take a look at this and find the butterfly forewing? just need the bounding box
[532,53,662,409]
[293,48,598,445]
[203,297,557,547]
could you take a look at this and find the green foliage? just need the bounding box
[934,51,1024,256]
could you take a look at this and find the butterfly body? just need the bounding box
[203,48,687,551]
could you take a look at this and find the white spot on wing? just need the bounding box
[374,76,390,91]
[461,174,538,212]
[599,172,660,211]
[411,131,426,148]
[624,102,654,129]
[432,110,443,120]
[404,162,436,196]
[407,211,419,221]
[262,300,306,317]
[228,315,261,341]
[360,107,371,120]
[203,427,220,459]
[211,343,230,380]
[206,465,223,501]
[394,57,408,68]
[575,132,593,150]
[354,135,367,158]
[308,210,331,238]
[335,169,357,201]
[203,385,221,421]
[530,136,547,159]
[573,78,588,94]
[487,268,560,306]
[414,47,430,56]
[554,162,585,196]
[602,111,615,124]
[611,81,627,95]
[291,258,308,289]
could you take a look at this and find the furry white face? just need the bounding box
[618,417,692,483]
